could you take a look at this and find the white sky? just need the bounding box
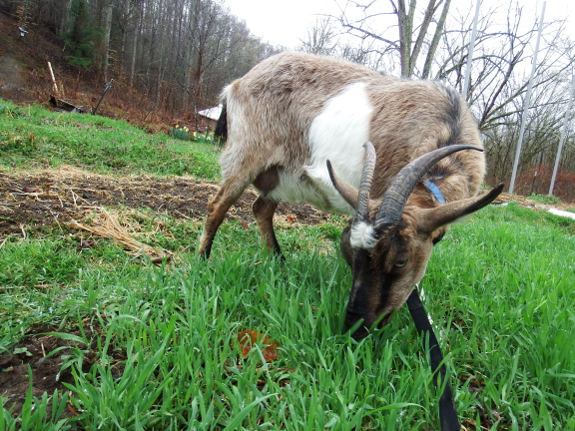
[225,0,338,48]
[224,0,574,50]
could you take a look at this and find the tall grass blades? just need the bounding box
[1,101,574,429]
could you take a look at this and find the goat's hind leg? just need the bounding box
[253,196,283,258]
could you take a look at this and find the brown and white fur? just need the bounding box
[199,52,502,339]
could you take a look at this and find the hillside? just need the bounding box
[0,11,173,132]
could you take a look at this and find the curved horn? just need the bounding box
[375,145,483,225]
[327,142,376,221]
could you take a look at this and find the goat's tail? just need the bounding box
[214,103,227,146]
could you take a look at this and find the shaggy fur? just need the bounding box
[200,52,500,338]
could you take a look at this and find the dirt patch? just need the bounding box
[0,324,107,422]
[3,167,573,244]
[0,166,331,242]
[493,191,575,212]
[3,167,574,250]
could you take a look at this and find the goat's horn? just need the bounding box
[354,142,377,221]
[374,145,483,225]
[327,142,376,221]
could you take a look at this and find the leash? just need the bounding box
[396,181,458,429]
[411,180,459,429]
[407,289,460,431]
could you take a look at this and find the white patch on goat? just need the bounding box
[350,221,377,250]
[266,82,373,214]
[307,82,373,209]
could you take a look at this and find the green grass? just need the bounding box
[0,99,220,179]
[527,193,562,206]
[2,210,574,430]
[1,101,575,429]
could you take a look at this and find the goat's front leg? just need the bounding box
[253,196,283,258]
[198,182,246,258]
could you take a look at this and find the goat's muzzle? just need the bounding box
[345,308,394,340]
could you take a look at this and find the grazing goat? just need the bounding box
[199,52,503,339]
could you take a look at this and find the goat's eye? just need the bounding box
[394,259,408,268]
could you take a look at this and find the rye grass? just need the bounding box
[1,100,574,429]
[0,99,219,179]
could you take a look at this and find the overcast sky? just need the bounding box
[225,0,337,48]
[224,0,574,50]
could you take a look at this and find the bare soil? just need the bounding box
[3,166,573,242]
[0,166,330,240]
[0,324,102,421]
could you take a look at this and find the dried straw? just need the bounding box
[68,206,171,263]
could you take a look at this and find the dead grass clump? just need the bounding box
[68,206,172,265]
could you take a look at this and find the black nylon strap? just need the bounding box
[406,289,460,431]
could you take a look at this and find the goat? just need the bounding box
[199,52,503,339]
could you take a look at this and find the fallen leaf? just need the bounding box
[77,239,97,251]
[237,329,280,362]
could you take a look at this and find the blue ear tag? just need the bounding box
[423,180,445,204]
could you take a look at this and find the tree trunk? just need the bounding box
[129,2,140,88]
[396,0,413,77]
[422,0,451,79]
[59,0,71,34]
[102,0,113,81]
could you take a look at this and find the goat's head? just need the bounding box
[327,142,503,340]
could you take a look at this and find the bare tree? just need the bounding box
[1,0,277,117]
[300,17,338,56]
[434,2,574,129]
[330,0,451,77]
[101,0,114,81]
[311,0,575,188]
[433,2,575,182]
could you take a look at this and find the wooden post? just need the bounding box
[47,61,59,95]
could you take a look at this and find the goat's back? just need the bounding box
[219,52,484,207]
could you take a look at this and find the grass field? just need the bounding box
[1,99,574,430]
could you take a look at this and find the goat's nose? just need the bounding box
[344,308,370,340]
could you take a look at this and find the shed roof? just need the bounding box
[198,105,222,121]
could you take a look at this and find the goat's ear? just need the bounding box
[417,183,504,234]
[327,160,359,210]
